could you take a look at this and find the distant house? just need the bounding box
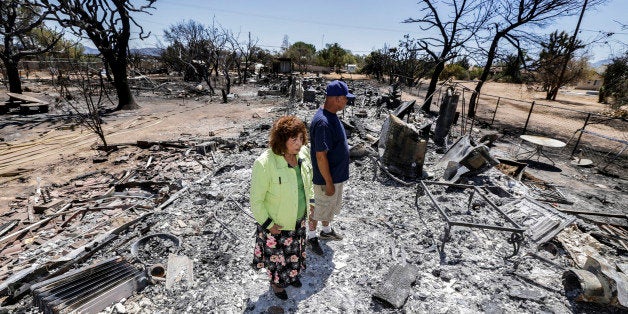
[346,64,357,74]
[576,72,603,90]
[272,58,292,74]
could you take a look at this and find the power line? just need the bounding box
[580,28,628,35]
[156,0,416,34]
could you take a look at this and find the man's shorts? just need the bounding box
[311,182,344,222]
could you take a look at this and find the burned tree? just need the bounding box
[221,28,239,100]
[404,0,492,113]
[41,0,157,111]
[467,0,604,117]
[162,20,215,93]
[234,32,259,84]
[0,0,59,93]
[57,60,112,148]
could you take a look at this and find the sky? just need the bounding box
[128,0,627,63]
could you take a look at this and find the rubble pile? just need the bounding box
[1,78,626,313]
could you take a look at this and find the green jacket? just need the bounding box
[250,146,314,231]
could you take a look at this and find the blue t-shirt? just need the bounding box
[310,108,349,185]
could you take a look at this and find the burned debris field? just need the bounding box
[0,76,627,314]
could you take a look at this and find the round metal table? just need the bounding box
[518,135,566,165]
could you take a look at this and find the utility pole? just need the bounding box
[554,0,588,100]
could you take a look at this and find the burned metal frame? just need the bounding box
[416,180,525,256]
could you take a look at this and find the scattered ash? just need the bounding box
[2,79,625,314]
[135,236,180,265]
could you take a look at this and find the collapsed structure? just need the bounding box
[0,76,626,313]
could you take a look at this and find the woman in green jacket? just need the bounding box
[250,115,315,300]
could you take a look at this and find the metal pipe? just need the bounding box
[419,181,451,224]
[447,221,524,233]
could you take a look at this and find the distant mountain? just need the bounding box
[131,47,163,57]
[83,47,163,57]
[591,58,612,68]
[83,46,100,55]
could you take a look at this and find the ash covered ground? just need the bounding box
[1,78,626,314]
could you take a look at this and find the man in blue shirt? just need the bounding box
[307,80,353,256]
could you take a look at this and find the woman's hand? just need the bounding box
[269,223,283,235]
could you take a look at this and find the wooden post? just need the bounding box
[491,97,500,125]
[522,101,535,135]
[572,113,591,156]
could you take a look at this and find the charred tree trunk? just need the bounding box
[547,87,559,100]
[422,60,445,113]
[110,60,138,110]
[224,68,231,94]
[202,74,215,95]
[242,60,249,84]
[469,34,501,118]
[4,58,22,93]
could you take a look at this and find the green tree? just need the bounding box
[285,41,316,73]
[361,50,387,81]
[454,56,470,70]
[440,63,469,80]
[536,30,586,100]
[30,27,85,60]
[600,52,628,108]
[469,67,484,80]
[316,43,348,73]
[498,53,525,83]
[396,35,431,86]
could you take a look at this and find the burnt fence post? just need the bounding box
[491,97,500,125]
[572,113,592,156]
[522,101,535,135]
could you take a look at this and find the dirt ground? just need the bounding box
[0,77,620,214]
[0,83,281,213]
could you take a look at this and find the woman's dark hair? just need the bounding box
[269,116,308,155]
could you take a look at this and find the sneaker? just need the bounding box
[307,237,324,256]
[319,229,343,241]
[273,289,288,300]
[289,278,302,288]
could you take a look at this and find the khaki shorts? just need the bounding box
[311,182,344,222]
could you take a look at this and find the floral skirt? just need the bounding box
[252,216,307,287]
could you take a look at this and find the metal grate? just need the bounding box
[31,257,147,314]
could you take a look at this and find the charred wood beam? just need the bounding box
[97,140,188,150]
[0,220,19,238]
[114,180,171,192]
[0,204,72,244]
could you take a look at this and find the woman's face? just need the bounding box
[285,134,303,155]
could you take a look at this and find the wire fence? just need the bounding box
[474,93,627,178]
[398,81,626,178]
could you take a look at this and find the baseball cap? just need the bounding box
[325,80,355,98]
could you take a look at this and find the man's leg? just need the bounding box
[319,183,344,240]
[307,216,324,256]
